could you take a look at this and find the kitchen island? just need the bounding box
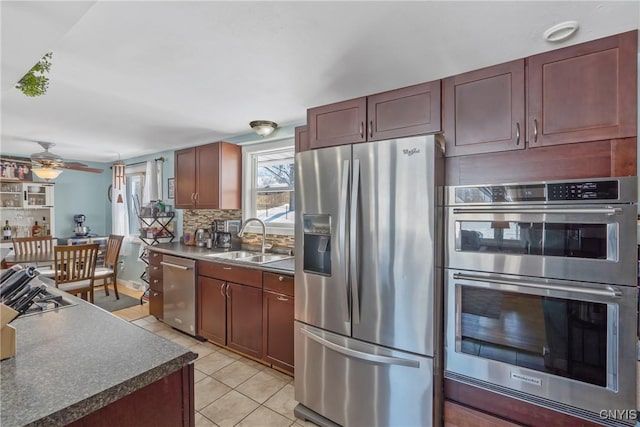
[0,283,197,427]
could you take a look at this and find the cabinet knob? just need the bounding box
[278,276,284,282]
[277,296,289,302]
[153,279,159,284]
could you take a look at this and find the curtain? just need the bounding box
[111,162,129,237]
[142,160,159,203]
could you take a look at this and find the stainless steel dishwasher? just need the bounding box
[161,255,197,336]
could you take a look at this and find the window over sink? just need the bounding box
[242,139,295,235]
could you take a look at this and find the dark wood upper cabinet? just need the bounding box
[443,59,525,157]
[197,276,227,346]
[307,80,442,150]
[308,97,367,149]
[174,141,241,209]
[295,125,309,153]
[367,80,441,141]
[174,147,196,208]
[528,30,637,148]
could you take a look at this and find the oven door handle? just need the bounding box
[453,273,622,298]
[452,207,622,216]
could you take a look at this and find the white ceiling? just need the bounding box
[1,1,638,163]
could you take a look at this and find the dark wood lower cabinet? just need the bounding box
[68,364,194,427]
[444,401,519,427]
[197,276,226,346]
[444,379,603,427]
[226,282,263,359]
[262,290,294,373]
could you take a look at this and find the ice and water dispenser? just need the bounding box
[302,214,331,276]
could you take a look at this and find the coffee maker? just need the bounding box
[211,220,240,249]
[73,214,90,237]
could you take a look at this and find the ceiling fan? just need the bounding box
[28,142,103,179]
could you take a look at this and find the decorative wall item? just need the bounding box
[15,52,53,97]
[0,156,34,181]
[168,178,174,199]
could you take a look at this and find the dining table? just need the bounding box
[3,250,55,267]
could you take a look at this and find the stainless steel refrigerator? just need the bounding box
[294,134,444,427]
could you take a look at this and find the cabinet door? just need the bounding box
[174,147,196,209]
[149,289,163,320]
[262,290,294,373]
[197,276,227,345]
[443,59,525,157]
[226,282,262,359]
[194,143,221,209]
[191,142,241,210]
[528,30,637,148]
[367,80,441,141]
[295,125,309,153]
[216,142,242,209]
[308,97,367,149]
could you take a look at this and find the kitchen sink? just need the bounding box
[203,251,292,264]
[203,251,257,260]
[238,254,292,264]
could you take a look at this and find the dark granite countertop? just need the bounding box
[150,242,295,275]
[0,283,197,427]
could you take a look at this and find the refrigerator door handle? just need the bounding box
[350,159,361,324]
[301,327,420,368]
[339,159,351,322]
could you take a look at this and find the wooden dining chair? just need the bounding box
[53,243,100,303]
[12,236,54,269]
[12,235,53,255]
[93,234,124,300]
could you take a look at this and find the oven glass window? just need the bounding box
[459,286,608,386]
[458,222,608,259]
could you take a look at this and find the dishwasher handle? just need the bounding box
[160,261,193,270]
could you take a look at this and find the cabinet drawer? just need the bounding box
[263,272,294,296]
[148,250,163,266]
[149,277,163,292]
[149,289,163,320]
[148,263,163,278]
[198,261,262,288]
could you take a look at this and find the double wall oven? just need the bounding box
[444,176,638,426]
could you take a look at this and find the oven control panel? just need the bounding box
[453,179,622,204]
[547,180,618,201]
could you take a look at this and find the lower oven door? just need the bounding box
[444,270,637,421]
[445,203,637,286]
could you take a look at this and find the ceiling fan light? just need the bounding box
[250,120,278,137]
[32,166,62,180]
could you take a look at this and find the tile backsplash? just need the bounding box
[181,209,295,251]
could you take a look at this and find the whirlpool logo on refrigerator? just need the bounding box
[402,148,420,156]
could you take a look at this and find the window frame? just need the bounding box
[242,138,295,236]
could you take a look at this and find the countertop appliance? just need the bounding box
[73,214,90,237]
[294,135,444,427]
[211,219,240,249]
[444,176,638,426]
[162,255,196,336]
[195,228,208,247]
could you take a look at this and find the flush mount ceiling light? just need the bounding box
[32,166,62,181]
[544,21,579,43]
[250,120,278,137]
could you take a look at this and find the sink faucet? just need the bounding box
[237,218,267,253]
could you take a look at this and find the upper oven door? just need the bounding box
[445,203,637,285]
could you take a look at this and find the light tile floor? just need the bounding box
[111,284,316,426]
[127,314,315,427]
